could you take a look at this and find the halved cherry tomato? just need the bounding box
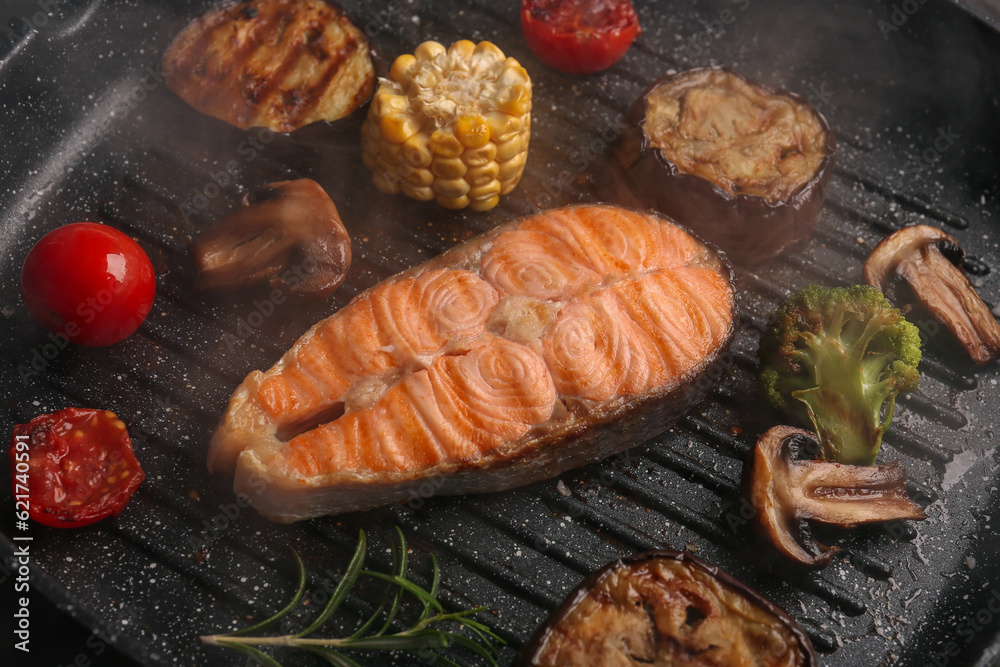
[20,222,156,347]
[10,408,145,528]
[521,0,641,75]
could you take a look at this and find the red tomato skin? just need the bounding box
[20,222,156,347]
[10,408,145,528]
[521,0,641,75]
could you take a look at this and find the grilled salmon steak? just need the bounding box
[209,204,736,522]
[163,0,376,132]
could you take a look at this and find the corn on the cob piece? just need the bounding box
[362,40,531,211]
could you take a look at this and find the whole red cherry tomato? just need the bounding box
[521,0,641,75]
[10,408,145,528]
[20,222,156,347]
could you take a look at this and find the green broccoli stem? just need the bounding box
[791,334,893,466]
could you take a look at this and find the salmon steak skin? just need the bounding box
[208,204,737,522]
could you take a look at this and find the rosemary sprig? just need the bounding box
[200,528,503,666]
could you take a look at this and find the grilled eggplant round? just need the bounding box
[163,0,377,133]
[604,67,834,266]
[520,550,817,666]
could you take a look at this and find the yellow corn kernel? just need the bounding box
[415,40,446,61]
[448,40,476,59]
[468,180,501,201]
[432,157,468,179]
[484,111,521,143]
[361,150,376,170]
[373,169,402,194]
[429,128,463,158]
[472,41,505,64]
[466,162,500,187]
[402,133,433,168]
[499,64,531,87]
[390,54,418,84]
[455,115,490,149]
[495,135,524,162]
[376,92,408,116]
[469,194,500,211]
[379,113,420,145]
[405,167,434,187]
[499,151,528,186]
[462,143,498,168]
[401,181,435,201]
[379,142,403,163]
[497,84,531,116]
[433,177,471,199]
[436,194,471,210]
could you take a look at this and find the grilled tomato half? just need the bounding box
[11,408,145,529]
[521,0,641,74]
[605,67,834,265]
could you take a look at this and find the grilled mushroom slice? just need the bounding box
[604,67,834,265]
[519,549,817,666]
[746,426,925,568]
[865,224,1000,365]
[192,179,351,299]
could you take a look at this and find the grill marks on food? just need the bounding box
[164,0,375,132]
[211,205,735,506]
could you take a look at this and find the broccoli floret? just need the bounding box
[758,284,922,465]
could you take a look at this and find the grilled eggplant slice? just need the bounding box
[208,204,736,522]
[163,0,376,132]
[519,550,817,666]
[604,67,834,266]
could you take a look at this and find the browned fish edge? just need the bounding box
[229,203,738,522]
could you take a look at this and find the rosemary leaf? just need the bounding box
[340,632,449,652]
[364,571,444,613]
[296,530,367,637]
[304,646,362,667]
[215,639,285,667]
[200,529,503,666]
[375,526,409,636]
[418,555,442,624]
[449,633,500,667]
[225,547,306,638]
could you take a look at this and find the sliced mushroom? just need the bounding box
[865,224,1000,365]
[192,179,351,299]
[747,425,926,568]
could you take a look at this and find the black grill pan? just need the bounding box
[2,1,1000,666]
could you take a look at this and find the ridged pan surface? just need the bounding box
[1,0,1000,665]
